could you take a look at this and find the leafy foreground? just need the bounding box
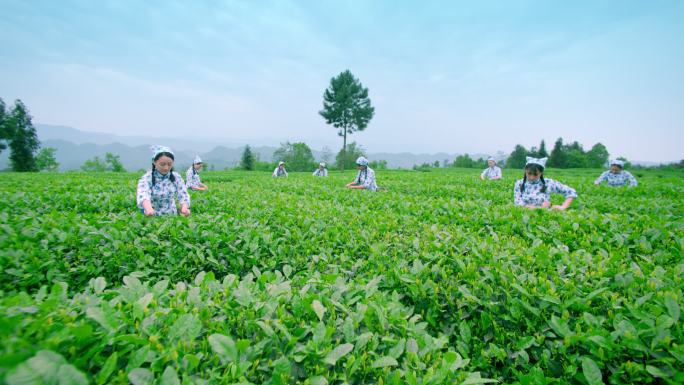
[0,169,682,384]
[2,270,483,385]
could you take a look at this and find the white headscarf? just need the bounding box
[150,145,174,160]
[610,159,624,167]
[525,156,547,168]
[193,155,202,164]
[355,156,369,166]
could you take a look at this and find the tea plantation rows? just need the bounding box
[1,169,682,384]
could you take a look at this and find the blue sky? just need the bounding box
[1,0,682,161]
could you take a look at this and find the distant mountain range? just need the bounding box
[0,124,497,171]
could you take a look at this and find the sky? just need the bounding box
[1,0,682,162]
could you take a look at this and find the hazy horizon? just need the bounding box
[1,0,682,163]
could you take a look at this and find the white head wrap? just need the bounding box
[151,145,174,160]
[525,156,547,168]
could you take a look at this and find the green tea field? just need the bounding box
[1,169,682,384]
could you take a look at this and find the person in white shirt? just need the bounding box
[313,162,328,177]
[594,160,638,187]
[136,145,191,216]
[346,156,378,191]
[480,157,502,180]
[514,157,577,210]
[273,161,288,178]
[186,155,208,191]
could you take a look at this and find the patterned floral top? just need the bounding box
[186,167,202,189]
[273,167,288,177]
[313,168,328,177]
[514,178,577,207]
[594,171,638,187]
[354,167,378,191]
[481,166,502,180]
[136,170,191,215]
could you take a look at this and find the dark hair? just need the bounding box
[521,163,546,193]
[151,151,175,186]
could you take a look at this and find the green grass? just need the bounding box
[1,168,682,384]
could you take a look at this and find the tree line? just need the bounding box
[437,139,611,170]
[506,139,611,168]
[238,141,388,172]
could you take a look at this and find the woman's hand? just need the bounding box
[180,205,191,216]
[143,200,155,216]
[552,198,574,210]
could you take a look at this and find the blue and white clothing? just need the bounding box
[186,167,202,189]
[313,168,328,177]
[137,170,190,215]
[354,167,378,191]
[514,178,577,207]
[595,170,637,187]
[481,166,502,180]
[273,167,288,177]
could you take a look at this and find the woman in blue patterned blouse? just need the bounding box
[594,160,638,187]
[346,156,378,191]
[480,157,502,180]
[313,162,328,177]
[272,161,289,178]
[514,157,577,210]
[186,155,208,191]
[136,145,191,216]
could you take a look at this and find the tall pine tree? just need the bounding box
[319,70,374,171]
[8,100,40,172]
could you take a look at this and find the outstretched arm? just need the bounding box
[549,180,577,210]
[594,171,608,185]
[626,172,638,187]
[137,174,154,215]
[552,197,574,210]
